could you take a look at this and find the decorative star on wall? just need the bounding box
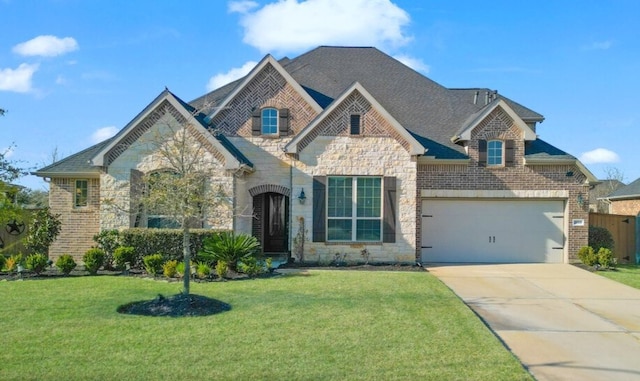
[6,220,25,235]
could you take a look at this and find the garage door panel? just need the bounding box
[421,199,565,263]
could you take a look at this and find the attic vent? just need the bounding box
[350,114,361,135]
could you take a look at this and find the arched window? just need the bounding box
[261,108,278,135]
[487,140,504,166]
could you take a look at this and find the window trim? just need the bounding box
[326,176,382,242]
[74,179,88,208]
[261,107,279,135]
[487,139,504,167]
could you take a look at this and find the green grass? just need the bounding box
[597,264,640,289]
[0,271,531,380]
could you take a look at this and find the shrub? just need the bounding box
[56,254,77,275]
[215,260,228,280]
[195,262,211,279]
[93,230,120,270]
[597,247,616,269]
[118,228,222,264]
[163,260,178,278]
[143,253,164,276]
[176,261,185,278]
[199,232,261,271]
[25,253,48,274]
[113,246,136,270]
[5,254,24,272]
[589,226,615,251]
[0,255,6,271]
[238,257,266,277]
[83,248,105,275]
[577,246,598,266]
[24,207,62,256]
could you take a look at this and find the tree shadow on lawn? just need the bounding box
[117,294,231,317]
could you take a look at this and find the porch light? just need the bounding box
[577,193,585,208]
[298,188,307,204]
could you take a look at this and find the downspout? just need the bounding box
[636,214,640,264]
[289,153,294,259]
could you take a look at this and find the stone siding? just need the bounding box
[48,177,100,261]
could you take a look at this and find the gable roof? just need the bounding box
[451,99,537,143]
[205,54,323,121]
[91,89,252,170]
[606,177,640,200]
[285,82,424,155]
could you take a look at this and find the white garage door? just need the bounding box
[421,199,565,263]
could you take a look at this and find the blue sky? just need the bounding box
[1,0,638,190]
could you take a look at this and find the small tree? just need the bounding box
[0,144,28,224]
[24,207,62,256]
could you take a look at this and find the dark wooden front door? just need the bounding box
[262,193,288,253]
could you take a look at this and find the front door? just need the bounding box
[262,192,289,253]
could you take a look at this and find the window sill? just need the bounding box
[325,241,383,246]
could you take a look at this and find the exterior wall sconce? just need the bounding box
[577,193,585,208]
[298,188,306,204]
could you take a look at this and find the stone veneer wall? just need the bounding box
[417,108,589,263]
[100,113,234,231]
[48,177,100,261]
[611,200,640,216]
[295,135,417,264]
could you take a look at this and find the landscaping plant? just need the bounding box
[25,253,48,274]
[143,253,164,276]
[163,260,178,278]
[588,226,614,251]
[24,207,62,256]
[93,230,120,269]
[0,254,6,271]
[195,262,211,279]
[577,246,598,266]
[83,248,105,275]
[199,232,260,272]
[113,246,136,270]
[215,260,228,280]
[597,247,616,268]
[5,253,23,272]
[55,254,77,275]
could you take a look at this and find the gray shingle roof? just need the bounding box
[33,139,112,177]
[39,46,568,175]
[607,177,640,200]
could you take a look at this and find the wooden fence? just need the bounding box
[589,213,637,264]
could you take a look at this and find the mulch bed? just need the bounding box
[117,293,232,317]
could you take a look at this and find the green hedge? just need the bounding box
[118,228,225,268]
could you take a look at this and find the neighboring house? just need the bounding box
[34,46,596,264]
[589,179,625,213]
[603,177,640,216]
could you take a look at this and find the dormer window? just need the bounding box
[261,108,278,135]
[487,140,504,166]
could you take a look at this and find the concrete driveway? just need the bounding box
[427,264,640,381]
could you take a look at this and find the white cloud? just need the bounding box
[393,54,429,73]
[90,126,118,144]
[55,75,67,85]
[579,148,620,164]
[13,35,79,57]
[207,60,257,91]
[0,63,39,93]
[231,0,411,54]
[228,0,259,13]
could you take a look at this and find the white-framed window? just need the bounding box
[487,140,504,166]
[327,176,382,242]
[74,179,88,207]
[261,108,278,135]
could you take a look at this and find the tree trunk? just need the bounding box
[182,227,190,295]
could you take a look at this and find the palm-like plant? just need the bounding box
[198,232,261,271]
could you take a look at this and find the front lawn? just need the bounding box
[0,270,531,380]
[597,264,640,289]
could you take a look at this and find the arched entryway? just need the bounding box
[249,185,290,254]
